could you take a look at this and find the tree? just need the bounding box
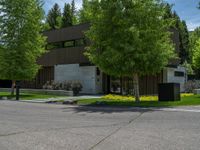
[171,12,190,64]
[192,38,200,69]
[71,0,77,25]
[179,20,190,63]
[163,3,174,19]
[79,0,92,23]
[0,0,46,95]
[46,3,62,29]
[190,28,200,74]
[190,27,200,54]
[62,3,73,27]
[85,0,175,101]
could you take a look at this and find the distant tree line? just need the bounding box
[45,0,90,30]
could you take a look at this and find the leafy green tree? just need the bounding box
[85,0,175,101]
[182,61,194,75]
[62,3,73,27]
[190,28,200,73]
[79,0,92,23]
[190,27,200,54]
[0,0,46,95]
[192,38,200,69]
[46,3,62,29]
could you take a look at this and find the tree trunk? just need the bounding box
[11,80,16,96]
[133,74,140,102]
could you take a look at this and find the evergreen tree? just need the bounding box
[62,3,73,27]
[85,0,174,101]
[71,0,77,25]
[46,3,62,29]
[179,20,190,63]
[171,11,190,63]
[163,3,173,19]
[0,0,46,95]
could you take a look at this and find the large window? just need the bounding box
[75,39,86,47]
[64,41,75,48]
[46,38,86,50]
[46,42,63,50]
[174,71,185,77]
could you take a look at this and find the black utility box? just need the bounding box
[158,83,180,101]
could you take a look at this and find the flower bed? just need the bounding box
[102,93,193,101]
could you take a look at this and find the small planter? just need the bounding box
[72,89,80,96]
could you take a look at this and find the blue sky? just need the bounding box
[43,0,200,31]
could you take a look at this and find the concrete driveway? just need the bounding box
[0,100,200,150]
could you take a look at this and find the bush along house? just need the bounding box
[1,23,186,95]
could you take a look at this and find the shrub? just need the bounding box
[43,80,83,95]
[184,80,200,93]
[71,81,83,96]
[102,93,193,101]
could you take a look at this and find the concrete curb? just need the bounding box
[3,100,200,113]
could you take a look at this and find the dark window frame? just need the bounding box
[46,38,86,50]
[174,71,185,77]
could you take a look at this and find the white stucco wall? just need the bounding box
[163,66,187,92]
[54,64,102,94]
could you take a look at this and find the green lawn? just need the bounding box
[0,92,65,100]
[77,95,200,107]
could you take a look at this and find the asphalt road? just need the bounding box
[0,101,200,150]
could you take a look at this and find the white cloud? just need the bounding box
[187,22,200,31]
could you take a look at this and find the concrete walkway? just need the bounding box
[18,95,102,103]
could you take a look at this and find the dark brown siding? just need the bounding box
[120,73,163,95]
[39,24,180,67]
[21,67,54,89]
[43,23,90,43]
[139,73,163,95]
[38,47,90,66]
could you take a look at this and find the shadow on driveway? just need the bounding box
[62,105,159,114]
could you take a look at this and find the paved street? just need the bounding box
[0,101,200,150]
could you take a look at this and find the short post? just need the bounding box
[16,81,20,100]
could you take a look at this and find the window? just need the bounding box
[64,40,75,47]
[174,71,184,77]
[46,42,63,50]
[75,39,86,47]
[46,38,86,50]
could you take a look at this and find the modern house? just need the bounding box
[0,23,186,95]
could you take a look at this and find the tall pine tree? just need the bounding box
[71,0,77,25]
[179,20,190,63]
[62,3,73,27]
[166,8,190,64]
[46,3,62,29]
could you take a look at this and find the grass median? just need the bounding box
[0,92,65,100]
[77,94,200,107]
